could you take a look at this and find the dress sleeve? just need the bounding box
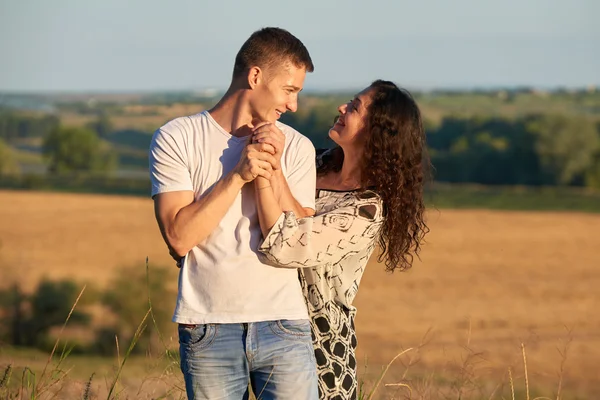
[258,192,383,268]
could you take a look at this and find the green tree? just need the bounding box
[583,123,600,188]
[0,284,25,345]
[428,117,521,185]
[87,112,114,138]
[28,280,91,347]
[0,113,59,141]
[526,115,600,185]
[584,156,600,188]
[98,265,175,355]
[0,138,19,175]
[43,126,117,174]
[0,280,90,348]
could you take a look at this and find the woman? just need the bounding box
[253,80,431,399]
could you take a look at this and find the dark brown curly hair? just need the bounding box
[317,80,430,272]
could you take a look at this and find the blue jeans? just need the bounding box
[179,320,318,400]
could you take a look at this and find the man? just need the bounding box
[149,27,318,399]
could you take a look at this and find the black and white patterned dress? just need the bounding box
[259,187,384,399]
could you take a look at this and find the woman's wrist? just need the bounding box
[255,176,271,190]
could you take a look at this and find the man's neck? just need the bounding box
[208,88,256,137]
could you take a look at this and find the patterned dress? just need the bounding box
[259,187,384,399]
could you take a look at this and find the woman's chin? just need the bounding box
[328,128,339,142]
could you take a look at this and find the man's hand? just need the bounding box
[252,122,285,170]
[232,142,278,182]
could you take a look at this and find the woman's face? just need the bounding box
[328,87,373,149]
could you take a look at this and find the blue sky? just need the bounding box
[0,0,598,92]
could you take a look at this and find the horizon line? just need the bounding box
[1,83,599,97]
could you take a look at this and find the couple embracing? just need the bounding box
[150,27,429,400]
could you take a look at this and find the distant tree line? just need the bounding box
[282,111,600,189]
[428,114,600,187]
[0,113,59,141]
[2,107,600,188]
[0,111,117,176]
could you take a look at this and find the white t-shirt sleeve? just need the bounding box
[285,136,316,210]
[149,125,193,197]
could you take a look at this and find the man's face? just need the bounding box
[250,62,306,123]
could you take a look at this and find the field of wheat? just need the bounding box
[0,189,599,399]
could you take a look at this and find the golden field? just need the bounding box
[0,189,599,398]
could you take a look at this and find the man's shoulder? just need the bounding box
[275,121,314,150]
[157,111,207,137]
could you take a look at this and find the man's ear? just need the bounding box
[247,66,263,90]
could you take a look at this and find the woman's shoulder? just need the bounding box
[323,189,383,221]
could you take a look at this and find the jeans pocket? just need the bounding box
[178,323,217,351]
[271,319,312,339]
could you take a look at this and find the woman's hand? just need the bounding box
[252,122,285,170]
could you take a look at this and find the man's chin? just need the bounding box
[251,116,275,126]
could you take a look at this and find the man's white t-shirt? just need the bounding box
[149,111,316,324]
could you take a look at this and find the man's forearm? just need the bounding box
[162,172,245,257]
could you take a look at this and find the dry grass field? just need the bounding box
[0,189,599,398]
[60,103,207,132]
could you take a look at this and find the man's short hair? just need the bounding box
[233,27,314,79]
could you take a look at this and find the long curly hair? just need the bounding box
[317,80,431,272]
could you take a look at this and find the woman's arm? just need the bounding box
[252,123,316,236]
[270,169,315,218]
[254,176,283,237]
[258,192,383,268]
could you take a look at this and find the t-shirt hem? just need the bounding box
[151,185,194,197]
[172,311,310,324]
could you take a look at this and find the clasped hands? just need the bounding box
[232,122,285,184]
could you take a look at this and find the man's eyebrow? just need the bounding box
[284,85,302,92]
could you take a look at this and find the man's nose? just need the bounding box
[286,98,298,113]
